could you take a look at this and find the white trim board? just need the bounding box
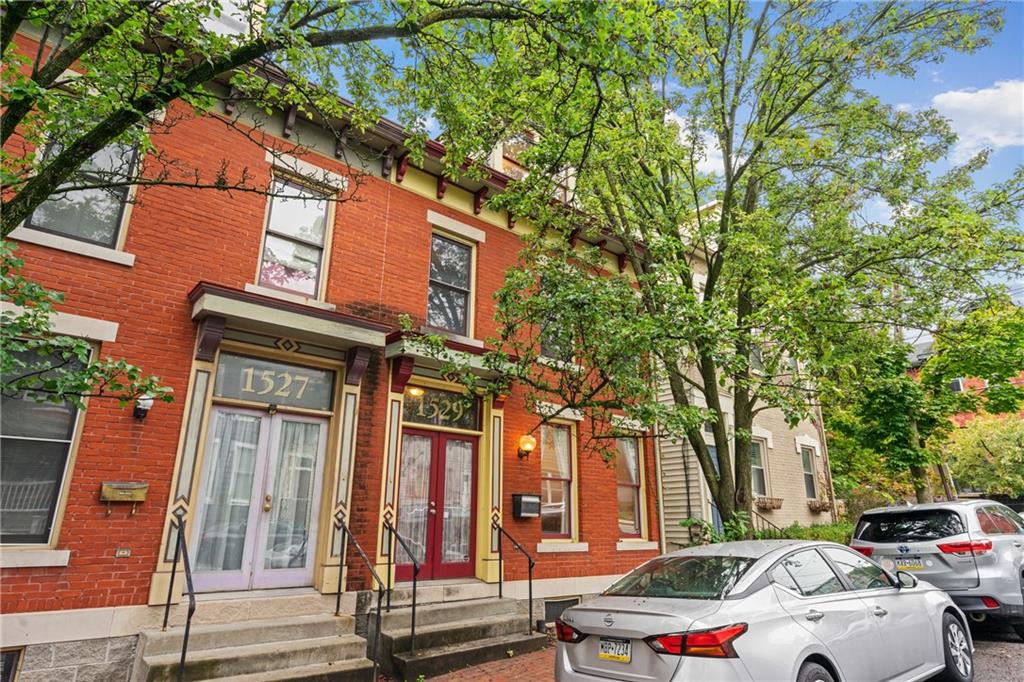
[427,209,487,243]
[1,303,119,342]
[9,226,136,267]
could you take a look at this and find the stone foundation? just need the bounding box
[16,635,137,682]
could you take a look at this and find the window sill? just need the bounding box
[10,226,135,267]
[244,283,336,311]
[0,548,71,568]
[418,325,484,348]
[616,540,658,552]
[538,356,583,371]
[536,541,589,553]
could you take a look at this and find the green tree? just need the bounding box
[946,415,1024,498]
[421,2,1022,525]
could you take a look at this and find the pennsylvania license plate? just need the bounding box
[895,556,924,571]
[599,637,631,663]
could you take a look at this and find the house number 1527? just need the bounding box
[240,367,310,399]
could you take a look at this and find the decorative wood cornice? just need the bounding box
[344,346,372,386]
[195,315,226,361]
[390,355,415,394]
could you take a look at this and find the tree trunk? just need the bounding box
[909,465,934,503]
[936,462,957,501]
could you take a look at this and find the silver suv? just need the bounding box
[852,499,1024,640]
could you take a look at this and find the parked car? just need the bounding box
[555,540,973,682]
[851,499,1024,641]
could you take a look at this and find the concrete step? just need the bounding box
[384,613,532,655]
[214,658,375,682]
[376,597,516,631]
[141,614,356,656]
[361,580,498,611]
[393,631,550,680]
[142,633,367,681]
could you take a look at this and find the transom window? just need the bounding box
[1,349,85,544]
[427,234,472,335]
[27,142,137,248]
[258,179,330,297]
[540,423,573,538]
[616,437,643,537]
[801,445,817,499]
[750,440,767,497]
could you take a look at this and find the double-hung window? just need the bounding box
[27,143,137,248]
[540,423,573,537]
[427,234,473,335]
[750,440,767,497]
[1,350,85,544]
[616,437,643,537]
[800,445,817,499]
[258,179,330,298]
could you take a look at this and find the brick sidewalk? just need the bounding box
[428,645,556,681]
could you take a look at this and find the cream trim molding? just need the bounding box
[265,150,347,189]
[616,540,659,552]
[9,226,136,267]
[535,402,584,422]
[795,434,821,454]
[536,541,589,553]
[427,209,487,243]
[1,303,119,342]
[0,548,70,569]
[243,283,336,311]
[752,425,774,449]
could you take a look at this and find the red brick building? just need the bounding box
[1,28,661,681]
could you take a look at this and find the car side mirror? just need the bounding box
[896,570,918,589]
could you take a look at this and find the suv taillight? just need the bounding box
[555,619,587,643]
[937,540,993,556]
[646,623,748,658]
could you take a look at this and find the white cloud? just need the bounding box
[665,111,725,175]
[932,79,1024,162]
[894,103,914,113]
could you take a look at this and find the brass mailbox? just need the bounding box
[100,482,148,514]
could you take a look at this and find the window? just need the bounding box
[604,555,756,600]
[949,378,964,393]
[979,506,1023,535]
[540,423,573,537]
[616,437,643,537]
[800,446,817,499]
[27,143,137,248]
[750,440,767,497]
[427,233,473,335]
[258,179,330,297]
[1,350,84,544]
[821,547,894,591]
[855,509,966,543]
[1,648,22,682]
[775,550,844,597]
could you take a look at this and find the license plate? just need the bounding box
[598,637,631,663]
[895,557,924,571]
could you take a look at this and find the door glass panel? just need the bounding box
[397,434,432,565]
[264,420,320,569]
[195,412,262,571]
[442,439,473,564]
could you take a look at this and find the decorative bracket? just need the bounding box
[381,146,396,178]
[395,153,411,183]
[436,175,449,200]
[195,315,226,361]
[568,227,581,248]
[492,394,508,410]
[334,125,350,159]
[617,252,628,273]
[283,104,298,139]
[506,213,516,230]
[473,186,489,215]
[224,86,240,116]
[344,346,372,386]
[390,356,415,394]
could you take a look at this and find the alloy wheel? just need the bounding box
[947,621,972,679]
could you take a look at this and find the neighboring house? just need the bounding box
[0,24,662,681]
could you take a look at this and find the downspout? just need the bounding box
[653,427,668,553]
[813,404,839,523]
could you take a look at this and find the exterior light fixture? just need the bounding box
[133,394,154,420]
[407,386,425,397]
[517,434,537,459]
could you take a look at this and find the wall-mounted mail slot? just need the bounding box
[100,482,149,502]
[512,493,541,519]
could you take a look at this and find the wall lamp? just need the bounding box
[517,434,537,459]
[133,394,154,420]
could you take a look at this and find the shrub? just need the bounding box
[770,521,855,544]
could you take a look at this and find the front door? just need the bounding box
[395,428,476,580]
[191,407,327,591]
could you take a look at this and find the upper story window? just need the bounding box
[427,233,472,336]
[258,179,330,298]
[750,440,767,497]
[1,349,85,544]
[800,445,817,499]
[616,437,644,537]
[540,422,574,538]
[27,143,137,248]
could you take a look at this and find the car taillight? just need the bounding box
[555,619,587,643]
[647,623,748,658]
[851,546,873,557]
[981,596,1000,608]
[937,540,993,556]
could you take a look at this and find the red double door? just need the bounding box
[394,428,477,580]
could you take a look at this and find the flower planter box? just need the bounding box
[755,496,784,511]
[807,499,832,513]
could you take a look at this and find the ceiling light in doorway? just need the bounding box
[407,386,425,397]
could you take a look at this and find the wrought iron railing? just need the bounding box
[492,521,537,635]
[752,510,787,540]
[336,518,385,681]
[383,520,420,654]
[162,509,196,682]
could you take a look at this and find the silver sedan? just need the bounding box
[555,540,974,682]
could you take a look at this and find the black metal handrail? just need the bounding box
[383,520,420,654]
[336,518,385,682]
[752,510,787,540]
[492,521,537,635]
[162,510,196,682]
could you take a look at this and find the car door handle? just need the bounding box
[805,610,825,622]
[873,606,888,617]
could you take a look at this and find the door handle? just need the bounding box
[428,502,436,515]
[263,494,272,512]
[805,610,824,622]
[873,606,888,617]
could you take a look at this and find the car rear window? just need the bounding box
[603,555,755,600]
[855,509,966,542]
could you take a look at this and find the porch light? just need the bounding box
[133,394,154,420]
[407,386,425,397]
[517,434,537,459]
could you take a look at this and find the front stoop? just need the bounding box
[134,614,374,681]
[369,597,548,680]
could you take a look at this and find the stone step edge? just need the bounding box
[142,633,366,668]
[213,657,375,682]
[380,612,531,638]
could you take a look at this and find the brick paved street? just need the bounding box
[429,646,555,681]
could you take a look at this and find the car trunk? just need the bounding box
[560,596,723,681]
